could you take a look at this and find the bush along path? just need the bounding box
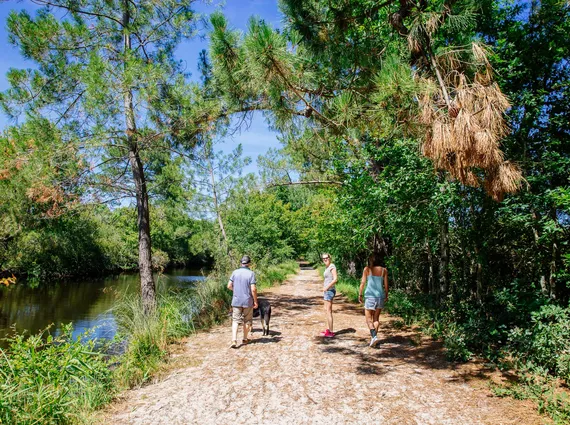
[104,268,547,424]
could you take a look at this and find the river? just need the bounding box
[0,269,206,348]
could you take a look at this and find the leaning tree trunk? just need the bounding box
[124,4,156,314]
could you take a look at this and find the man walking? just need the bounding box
[227,255,258,348]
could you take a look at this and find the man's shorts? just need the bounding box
[364,297,385,310]
[232,306,253,325]
[323,288,336,301]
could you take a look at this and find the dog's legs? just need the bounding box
[265,306,271,336]
[261,317,266,335]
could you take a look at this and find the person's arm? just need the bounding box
[384,268,389,301]
[227,279,233,291]
[325,266,338,291]
[251,284,258,309]
[358,267,368,303]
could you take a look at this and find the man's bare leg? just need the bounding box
[243,322,251,341]
[232,321,239,343]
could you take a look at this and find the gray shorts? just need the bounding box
[364,297,385,310]
[324,288,336,301]
[232,306,253,325]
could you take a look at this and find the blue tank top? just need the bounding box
[364,273,385,298]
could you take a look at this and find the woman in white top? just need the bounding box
[321,253,337,338]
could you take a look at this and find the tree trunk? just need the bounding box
[439,209,450,298]
[437,177,450,298]
[474,245,483,304]
[531,210,549,296]
[548,208,559,299]
[549,241,557,299]
[124,3,156,314]
[425,239,435,295]
[129,147,156,314]
[207,154,233,263]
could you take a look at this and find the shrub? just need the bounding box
[508,304,570,381]
[0,324,113,425]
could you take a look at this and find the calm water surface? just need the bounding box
[0,269,206,347]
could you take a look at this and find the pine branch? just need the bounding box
[267,180,343,188]
[30,0,125,27]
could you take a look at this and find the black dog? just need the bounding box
[253,299,272,336]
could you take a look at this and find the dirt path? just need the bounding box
[105,269,545,425]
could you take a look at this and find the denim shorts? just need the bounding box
[323,288,336,301]
[364,297,385,310]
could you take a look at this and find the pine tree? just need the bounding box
[208,0,522,200]
[1,0,199,313]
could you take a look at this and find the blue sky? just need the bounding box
[0,0,283,174]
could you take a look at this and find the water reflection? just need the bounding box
[0,269,205,347]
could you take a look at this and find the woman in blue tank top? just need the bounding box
[358,253,389,347]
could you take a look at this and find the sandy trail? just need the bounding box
[106,268,545,425]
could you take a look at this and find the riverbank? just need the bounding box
[0,261,299,425]
[103,268,547,425]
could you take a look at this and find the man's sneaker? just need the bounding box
[324,329,335,338]
[369,335,378,347]
[230,340,238,349]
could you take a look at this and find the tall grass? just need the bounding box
[0,324,113,425]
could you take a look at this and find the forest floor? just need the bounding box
[103,268,548,425]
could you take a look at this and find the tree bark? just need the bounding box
[531,210,549,296]
[207,154,232,262]
[439,209,450,298]
[548,208,559,299]
[123,2,156,314]
[425,239,435,295]
[437,177,450,299]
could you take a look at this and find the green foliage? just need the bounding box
[256,261,299,291]
[224,191,297,264]
[508,304,570,382]
[0,325,113,425]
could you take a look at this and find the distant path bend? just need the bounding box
[105,268,545,425]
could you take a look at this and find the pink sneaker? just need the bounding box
[320,330,329,336]
[324,329,335,338]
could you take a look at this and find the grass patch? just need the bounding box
[256,261,299,291]
[336,275,360,303]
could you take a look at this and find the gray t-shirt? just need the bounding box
[230,267,256,307]
[323,263,336,289]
